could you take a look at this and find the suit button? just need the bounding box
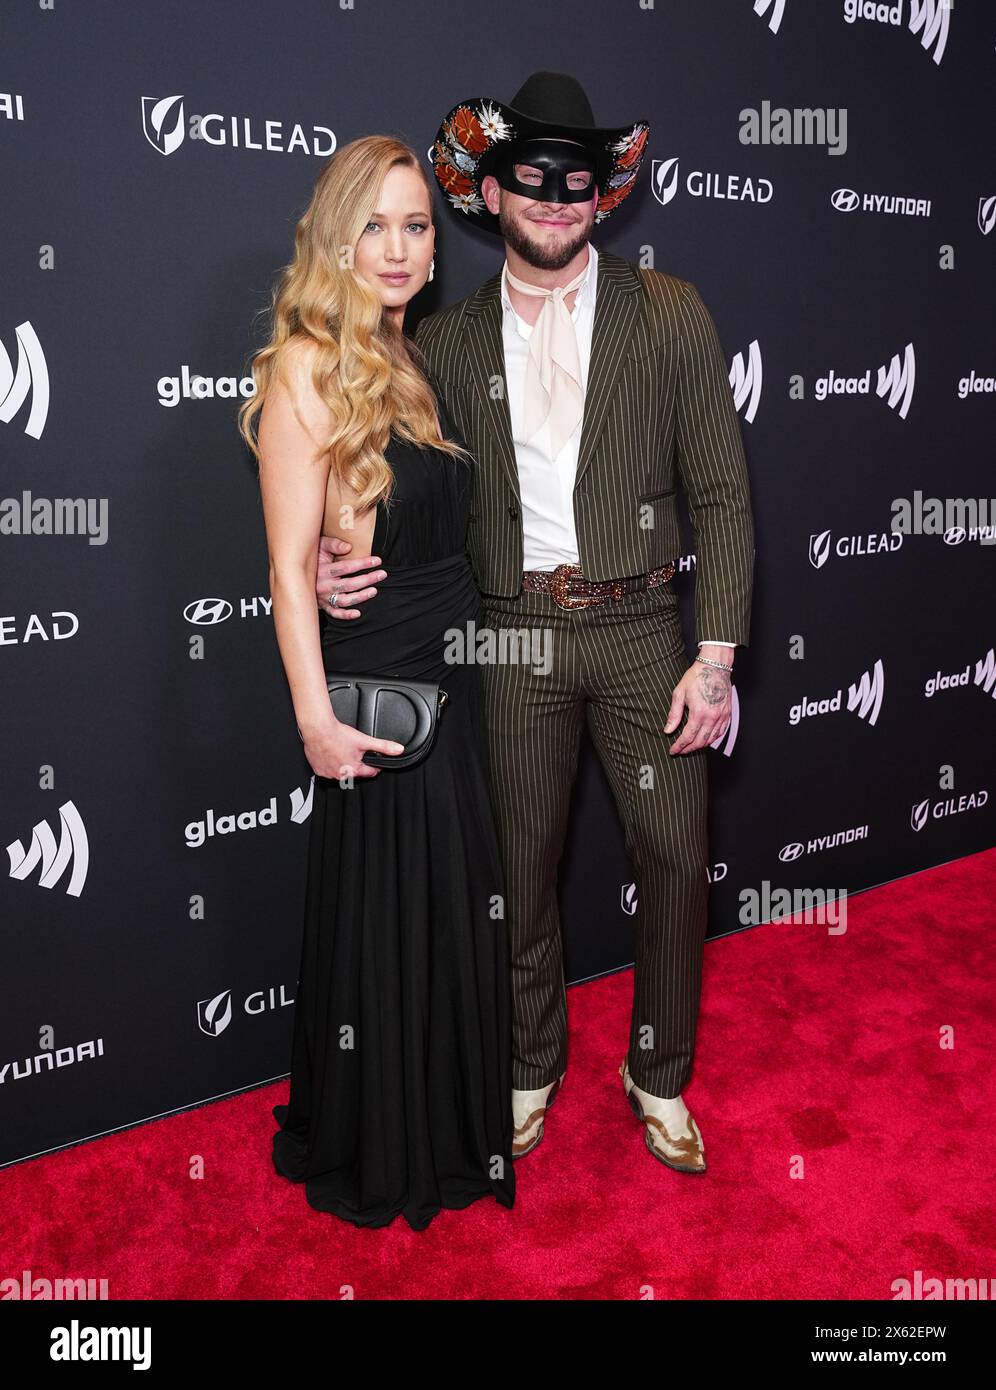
[508,504,518,518]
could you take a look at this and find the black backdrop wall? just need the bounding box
[2,1,993,1167]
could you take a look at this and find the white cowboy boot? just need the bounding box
[620,1058,706,1173]
[511,1072,565,1158]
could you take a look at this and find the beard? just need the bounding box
[498,201,593,270]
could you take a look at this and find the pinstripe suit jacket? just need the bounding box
[413,245,755,647]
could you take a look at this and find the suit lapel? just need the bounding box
[460,245,643,502]
[462,275,521,503]
[573,249,642,490]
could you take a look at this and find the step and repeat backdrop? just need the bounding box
[1,0,993,1167]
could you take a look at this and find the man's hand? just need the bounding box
[663,646,733,754]
[315,535,386,619]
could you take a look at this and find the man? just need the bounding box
[315,72,754,1173]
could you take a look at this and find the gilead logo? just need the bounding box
[809,529,903,569]
[650,157,773,209]
[141,94,336,158]
[197,985,295,1037]
[910,791,988,832]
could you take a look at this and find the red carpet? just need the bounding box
[3,848,993,1300]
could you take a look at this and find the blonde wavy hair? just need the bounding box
[238,135,470,512]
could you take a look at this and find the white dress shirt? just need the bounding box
[499,241,735,650]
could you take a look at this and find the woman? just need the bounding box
[239,136,515,1230]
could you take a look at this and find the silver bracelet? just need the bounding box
[695,655,733,673]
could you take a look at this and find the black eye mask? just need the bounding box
[494,138,597,204]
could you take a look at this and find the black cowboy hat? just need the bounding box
[430,71,650,234]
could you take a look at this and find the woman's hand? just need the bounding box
[300,719,405,780]
[317,535,386,619]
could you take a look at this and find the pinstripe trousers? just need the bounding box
[477,578,709,1099]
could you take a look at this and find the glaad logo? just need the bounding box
[979,196,996,236]
[842,0,950,66]
[185,797,278,847]
[197,984,295,1036]
[621,882,637,916]
[831,186,931,218]
[813,343,915,419]
[0,321,49,439]
[711,685,740,757]
[730,341,762,423]
[650,157,773,210]
[910,789,988,832]
[7,799,89,897]
[907,0,950,63]
[184,784,318,845]
[158,366,255,405]
[789,658,885,727]
[878,343,916,418]
[809,528,903,569]
[779,823,869,861]
[957,371,996,400]
[141,94,337,158]
[290,776,315,823]
[925,648,996,700]
[753,0,787,35]
[974,649,996,698]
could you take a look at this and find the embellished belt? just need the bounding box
[521,561,676,610]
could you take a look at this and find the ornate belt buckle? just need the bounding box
[550,562,601,610]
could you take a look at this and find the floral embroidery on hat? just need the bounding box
[431,95,649,229]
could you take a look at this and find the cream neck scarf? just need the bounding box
[505,253,589,457]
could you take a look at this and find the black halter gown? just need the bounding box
[271,388,516,1231]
